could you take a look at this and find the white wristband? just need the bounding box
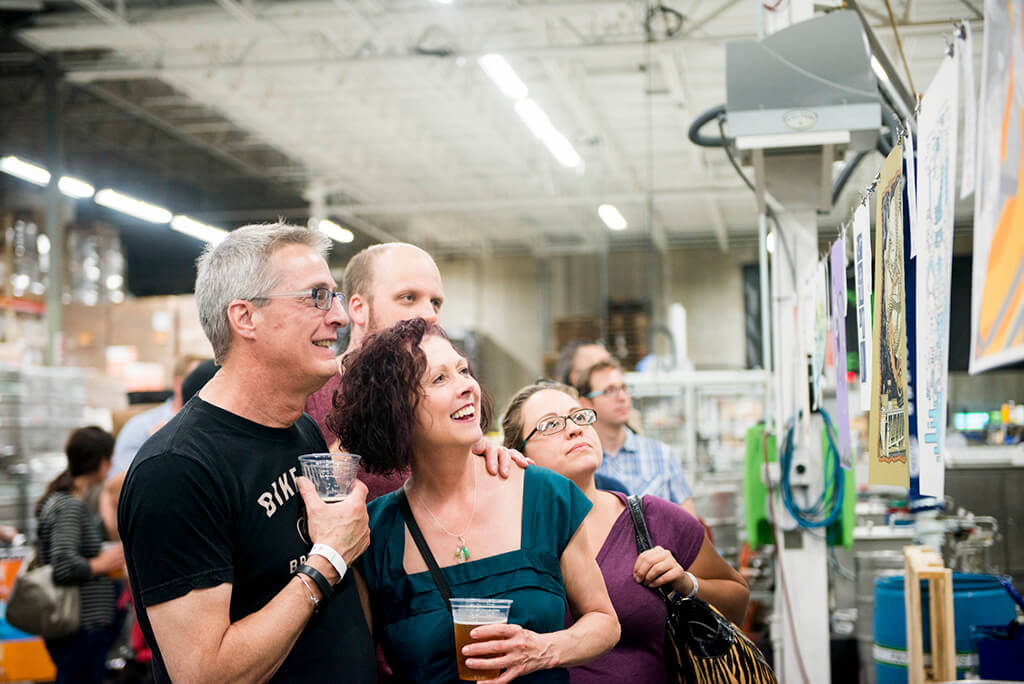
[683,570,699,599]
[309,543,348,580]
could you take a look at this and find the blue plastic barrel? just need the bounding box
[872,573,1017,683]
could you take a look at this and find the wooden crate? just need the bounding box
[903,545,956,684]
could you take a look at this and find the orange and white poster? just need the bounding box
[970,0,1024,373]
[870,143,910,487]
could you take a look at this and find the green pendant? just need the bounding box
[455,544,470,562]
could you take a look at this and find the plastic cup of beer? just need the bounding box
[450,598,513,681]
[298,452,361,503]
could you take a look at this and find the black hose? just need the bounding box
[880,103,900,150]
[830,98,899,205]
[688,104,728,147]
[830,150,869,206]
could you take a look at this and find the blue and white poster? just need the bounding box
[916,55,959,497]
[830,237,852,469]
[853,203,873,411]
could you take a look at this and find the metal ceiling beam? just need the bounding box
[704,197,729,252]
[72,0,130,28]
[658,50,729,252]
[323,185,752,215]
[539,57,640,191]
[52,11,969,84]
[846,0,918,112]
[71,81,297,183]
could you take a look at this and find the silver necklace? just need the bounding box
[408,467,478,563]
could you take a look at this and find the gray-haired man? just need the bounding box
[118,223,374,683]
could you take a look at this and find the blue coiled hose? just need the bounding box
[779,409,845,530]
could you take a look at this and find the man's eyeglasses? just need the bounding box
[520,408,597,451]
[585,383,629,399]
[252,287,345,312]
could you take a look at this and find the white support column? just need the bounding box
[770,206,831,684]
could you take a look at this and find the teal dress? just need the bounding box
[360,466,592,683]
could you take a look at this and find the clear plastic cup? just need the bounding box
[450,598,513,681]
[298,452,361,502]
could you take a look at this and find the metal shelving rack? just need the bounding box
[624,369,769,562]
[0,365,87,539]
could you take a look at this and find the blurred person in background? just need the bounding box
[100,358,218,541]
[108,354,206,478]
[36,426,125,684]
[578,360,695,515]
[555,340,612,388]
[503,382,748,684]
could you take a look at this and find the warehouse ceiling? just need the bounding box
[0,0,983,271]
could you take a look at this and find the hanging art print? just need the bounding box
[970,0,1024,373]
[853,203,873,411]
[916,54,959,498]
[870,143,910,487]
[830,237,852,469]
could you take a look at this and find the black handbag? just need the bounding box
[626,495,778,684]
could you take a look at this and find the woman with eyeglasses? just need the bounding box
[329,318,620,683]
[502,382,749,684]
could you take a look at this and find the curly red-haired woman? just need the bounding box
[330,318,619,683]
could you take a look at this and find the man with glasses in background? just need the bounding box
[118,223,375,683]
[578,359,696,515]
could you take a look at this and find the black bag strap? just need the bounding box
[626,494,680,604]
[396,487,453,602]
[626,495,654,554]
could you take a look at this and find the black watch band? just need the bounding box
[295,564,333,600]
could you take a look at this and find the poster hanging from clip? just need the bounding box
[970,0,1024,373]
[853,203,873,412]
[830,237,852,469]
[916,54,959,498]
[869,143,910,488]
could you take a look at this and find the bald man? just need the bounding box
[305,243,519,500]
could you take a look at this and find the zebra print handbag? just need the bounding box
[627,495,778,684]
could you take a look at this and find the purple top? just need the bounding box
[304,373,409,502]
[568,492,705,684]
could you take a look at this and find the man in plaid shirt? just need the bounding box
[579,359,696,515]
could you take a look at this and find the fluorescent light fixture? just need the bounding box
[1,155,50,186]
[514,99,583,169]
[170,215,228,244]
[766,231,775,254]
[95,189,172,224]
[1,156,97,199]
[515,98,556,139]
[478,54,529,100]
[58,176,95,199]
[318,218,354,243]
[544,132,583,169]
[870,56,889,84]
[598,204,627,231]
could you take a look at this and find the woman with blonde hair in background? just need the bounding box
[502,382,749,684]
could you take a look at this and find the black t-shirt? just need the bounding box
[117,397,376,683]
